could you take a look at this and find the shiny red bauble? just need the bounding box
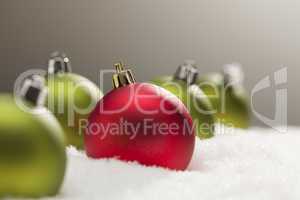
[84,63,195,170]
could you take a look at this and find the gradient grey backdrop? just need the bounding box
[0,0,298,126]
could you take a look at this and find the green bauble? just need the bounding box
[46,52,102,149]
[197,64,250,128]
[0,78,66,198]
[151,62,215,139]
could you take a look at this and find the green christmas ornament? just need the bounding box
[151,61,215,139]
[46,52,103,149]
[0,76,66,198]
[197,63,250,128]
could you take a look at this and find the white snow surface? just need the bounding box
[47,127,300,200]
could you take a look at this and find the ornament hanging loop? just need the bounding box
[115,62,124,73]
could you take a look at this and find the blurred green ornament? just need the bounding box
[46,52,103,149]
[197,63,250,128]
[151,61,215,139]
[0,75,66,198]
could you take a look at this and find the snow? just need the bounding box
[46,127,300,200]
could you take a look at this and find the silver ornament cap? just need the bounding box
[19,75,48,107]
[48,51,72,74]
[174,60,198,85]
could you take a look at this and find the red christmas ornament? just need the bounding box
[84,63,195,170]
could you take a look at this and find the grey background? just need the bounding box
[0,0,298,126]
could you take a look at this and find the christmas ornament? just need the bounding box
[0,75,66,198]
[85,62,195,170]
[151,61,215,139]
[197,63,250,128]
[46,52,103,149]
